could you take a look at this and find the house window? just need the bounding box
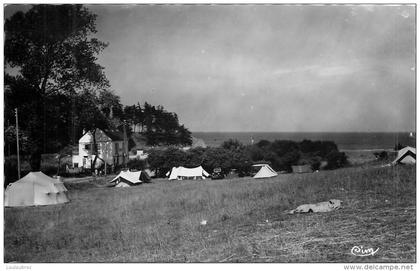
[85,144,98,151]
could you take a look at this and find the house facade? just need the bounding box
[72,129,127,169]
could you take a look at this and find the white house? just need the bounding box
[72,129,127,169]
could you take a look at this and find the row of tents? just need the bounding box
[3,170,153,207]
[4,164,278,207]
[111,146,416,184]
[165,164,279,180]
[4,147,416,207]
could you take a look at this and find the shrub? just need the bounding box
[4,157,19,187]
[202,147,233,175]
[256,139,271,148]
[127,159,147,170]
[373,151,388,161]
[271,140,299,157]
[325,151,348,170]
[297,156,322,170]
[277,151,301,172]
[147,147,188,177]
[221,139,245,151]
[145,139,347,178]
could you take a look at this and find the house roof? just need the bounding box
[78,128,124,144]
[104,130,124,141]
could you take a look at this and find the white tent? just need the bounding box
[110,170,150,187]
[5,172,69,207]
[167,166,210,180]
[392,146,416,165]
[253,164,278,179]
[167,167,179,180]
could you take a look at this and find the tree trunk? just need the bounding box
[90,129,98,174]
[43,99,47,153]
[56,156,61,176]
[30,146,42,171]
[29,100,43,172]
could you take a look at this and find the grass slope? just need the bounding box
[4,165,415,263]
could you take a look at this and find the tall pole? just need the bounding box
[123,121,128,168]
[15,108,21,179]
[104,142,108,176]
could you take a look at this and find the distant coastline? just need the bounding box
[192,132,416,151]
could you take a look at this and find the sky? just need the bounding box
[4,4,416,132]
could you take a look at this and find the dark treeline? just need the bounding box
[124,102,192,146]
[147,139,348,177]
[4,87,192,155]
[4,5,192,171]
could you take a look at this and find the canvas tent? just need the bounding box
[5,172,69,207]
[292,165,313,174]
[166,166,210,180]
[253,164,278,179]
[392,146,416,165]
[110,170,150,187]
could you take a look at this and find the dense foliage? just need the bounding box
[4,5,192,172]
[148,139,348,177]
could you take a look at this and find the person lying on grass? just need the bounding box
[288,199,343,214]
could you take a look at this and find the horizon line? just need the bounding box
[190,131,416,133]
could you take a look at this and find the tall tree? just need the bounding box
[74,90,109,172]
[5,5,109,170]
[98,89,123,120]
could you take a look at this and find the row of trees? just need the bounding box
[4,5,192,171]
[147,139,349,177]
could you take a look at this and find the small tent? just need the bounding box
[110,170,150,187]
[166,167,179,180]
[166,166,210,180]
[292,165,313,174]
[253,164,278,179]
[5,172,69,207]
[392,146,416,165]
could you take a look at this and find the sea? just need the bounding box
[192,132,416,151]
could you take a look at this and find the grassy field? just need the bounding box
[4,164,415,263]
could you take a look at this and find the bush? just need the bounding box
[127,159,147,170]
[325,151,348,170]
[297,156,322,171]
[202,147,233,175]
[4,157,20,187]
[147,147,188,177]
[145,139,347,178]
[277,151,301,172]
[373,151,388,161]
[221,139,244,151]
[271,140,300,157]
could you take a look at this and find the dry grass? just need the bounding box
[4,165,415,263]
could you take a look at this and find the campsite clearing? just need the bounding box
[4,165,415,263]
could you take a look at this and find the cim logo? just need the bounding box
[351,246,379,257]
